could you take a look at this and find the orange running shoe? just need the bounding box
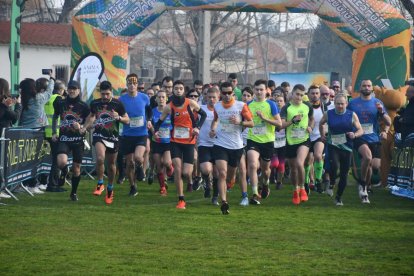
[300,188,308,202]
[105,190,113,204]
[176,200,186,209]
[160,186,168,196]
[93,184,105,196]
[292,190,300,205]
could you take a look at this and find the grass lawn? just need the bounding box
[1,177,413,275]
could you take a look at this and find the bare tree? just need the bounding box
[58,0,83,23]
[138,11,265,81]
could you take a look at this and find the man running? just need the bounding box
[246,79,282,205]
[280,84,314,205]
[119,73,153,197]
[348,79,391,203]
[84,81,129,204]
[52,80,90,201]
[209,81,253,214]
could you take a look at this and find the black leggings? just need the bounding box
[328,144,352,198]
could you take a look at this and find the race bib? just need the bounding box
[220,121,236,133]
[174,127,190,139]
[274,137,286,148]
[252,124,267,135]
[159,127,170,139]
[291,127,306,139]
[130,116,144,128]
[331,133,347,145]
[102,139,114,149]
[361,124,374,135]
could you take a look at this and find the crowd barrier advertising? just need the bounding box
[1,127,95,189]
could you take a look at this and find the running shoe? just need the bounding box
[361,195,370,204]
[299,188,308,202]
[276,181,282,190]
[292,190,300,205]
[221,201,230,215]
[261,185,270,199]
[309,180,315,191]
[116,175,125,185]
[93,184,105,196]
[105,190,114,204]
[326,186,334,197]
[176,200,186,209]
[211,196,219,206]
[315,180,323,193]
[239,197,249,206]
[192,177,201,191]
[358,185,365,199]
[304,183,310,195]
[186,183,193,192]
[160,186,167,196]
[147,172,154,185]
[129,185,138,197]
[204,186,211,198]
[70,193,78,201]
[249,194,261,205]
[335,196,343,206]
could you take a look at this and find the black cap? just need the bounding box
[68,80,80,89]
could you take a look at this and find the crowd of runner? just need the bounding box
[0,73,392,214]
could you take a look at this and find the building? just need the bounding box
[0,21,71,85]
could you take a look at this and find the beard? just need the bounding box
[360,89,372,96]
[171,94,185,106]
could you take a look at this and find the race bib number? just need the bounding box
[361,124,373,135]
[274,137,286,148]
[291,127,306,139]
[130,116,144,128]
[174,127,190,139]
[331,133,347,145]
[102,139,114,149]
[159,127,170,139]
[220,121,236,133]
[252,124,267,135]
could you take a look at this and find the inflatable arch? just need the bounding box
[71,0,411,96]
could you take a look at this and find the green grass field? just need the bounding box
[1,177,413,275]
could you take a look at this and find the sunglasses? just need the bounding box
[188,94,199,98]
[221,91,233,95]
[333,86,340,88]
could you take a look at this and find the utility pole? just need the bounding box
[244,13,252,85]
[10,0,26,94]
[198,11,211,84]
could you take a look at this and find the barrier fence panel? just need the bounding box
[0,127,96,200]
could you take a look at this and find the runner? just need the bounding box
[209,81,254,214]
[52,80,90,201]
[348,79,391,203]
[119,73,153,197]
[280,84,314,205]
[319,93,363,205]
[271,92,287,190]
[83,81,129,204]
[154,80,207,209]
[149,89,173,196]
[246,79,282,205]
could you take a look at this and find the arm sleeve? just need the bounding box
[145,105,153,122]
[196,107,207,128]
[37,79,54,105]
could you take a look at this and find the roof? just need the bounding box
[0,21,71,47]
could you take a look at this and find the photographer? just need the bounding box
[0,78,21,134]
[18,71,54,194]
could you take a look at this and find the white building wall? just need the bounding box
[0,44,71,85]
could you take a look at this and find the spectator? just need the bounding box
[0,78,21,134]
[19,72,54,194]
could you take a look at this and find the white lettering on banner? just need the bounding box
[326,0,390,43]
[97,0,158,35]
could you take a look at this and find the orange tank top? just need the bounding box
[170,98,196,144]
